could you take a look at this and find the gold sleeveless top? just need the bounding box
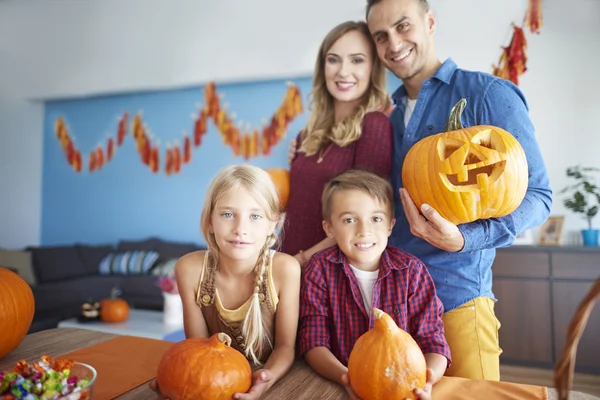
[195,250,278,363]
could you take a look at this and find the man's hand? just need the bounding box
[233,369,273,400]
[400,188,465,252]
[287,139,297,166]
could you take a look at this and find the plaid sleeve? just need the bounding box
[298,257,331,356]
[407,259,452,366]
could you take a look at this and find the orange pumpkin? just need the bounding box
[266,167,290,209]
[0,267,35,359]
[156,332,252,400]
[100,288,130,323]
[348,308,426,400]
[402,98,528,225]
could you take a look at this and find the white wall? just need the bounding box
[1,0,599,247]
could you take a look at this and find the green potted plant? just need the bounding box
[561,166,600,246]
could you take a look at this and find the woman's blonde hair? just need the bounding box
[200,164,283,365]
[299,20,390,157]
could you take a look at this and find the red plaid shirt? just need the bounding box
[299,245,451,366]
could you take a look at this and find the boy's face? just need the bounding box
[323,189,395,271]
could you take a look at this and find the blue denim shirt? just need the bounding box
[389,58,552,312]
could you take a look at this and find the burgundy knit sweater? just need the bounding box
[280,111,393,256]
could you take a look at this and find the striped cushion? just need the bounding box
[99,251,159,275]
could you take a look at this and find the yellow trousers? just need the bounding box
[442,296,502,381]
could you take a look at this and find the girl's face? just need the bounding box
[324,30,374,106]
[209,185,277,263]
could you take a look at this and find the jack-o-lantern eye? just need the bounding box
[438,130,507,189]
[402,98,529,224]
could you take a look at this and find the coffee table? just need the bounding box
[57,309,185,342]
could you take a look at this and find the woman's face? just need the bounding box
[324,30,374,105]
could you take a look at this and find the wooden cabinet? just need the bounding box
[493,246,600,373]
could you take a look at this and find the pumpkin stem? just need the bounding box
[372,308,384,319]
[444,98,467,132]
[217,332,232,347]
[110,287,122,299]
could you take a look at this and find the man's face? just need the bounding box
[367,0,436,83]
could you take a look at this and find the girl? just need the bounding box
[152,164,301,400]
[282,20,393,265]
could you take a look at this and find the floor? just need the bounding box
[501,365,600,397]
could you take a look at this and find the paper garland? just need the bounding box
[52,81,303,175]
[492,0,542,86]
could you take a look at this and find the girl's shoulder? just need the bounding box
[175,250,207,275]
[270,251,301,282]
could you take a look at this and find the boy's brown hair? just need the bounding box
[322,169,394,220]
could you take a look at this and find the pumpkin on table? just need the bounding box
[265,167,290,209]
[402,98,528,225]
[0,267,35,359]
[100,288,130,323]
[347,308,426,400]
[156,332,252,400]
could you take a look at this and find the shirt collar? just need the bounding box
[391,57,457,104]
[325,245,407,277]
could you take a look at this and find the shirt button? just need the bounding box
[258,293,265,302]
[201,295,211,304]
[236,336,244,343]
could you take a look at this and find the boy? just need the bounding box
[298,169,451,400]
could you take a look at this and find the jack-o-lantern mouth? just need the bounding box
[437,129,508,192]
[81,302,101,318]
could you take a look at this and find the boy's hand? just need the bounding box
[233,369,273,400]
[149,378,170,400]
[287,139,297,166]
[341,373,362,400]
[400,188,465,252]
[410,368,435,400]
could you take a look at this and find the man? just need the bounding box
[365,0,552,381]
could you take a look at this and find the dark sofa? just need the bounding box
[2,237,204,333]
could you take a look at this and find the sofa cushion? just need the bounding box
[31,275,122,313]
[0,249,37,285]
[99,250,159,275]
[117,237,202,261]
[76,244,114,276]
[26,246,87,283]
[150,258,178,276]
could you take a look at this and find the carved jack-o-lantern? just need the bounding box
[80,301,101,320]
[402,99,528,225]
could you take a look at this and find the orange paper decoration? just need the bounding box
[53,82,303,176]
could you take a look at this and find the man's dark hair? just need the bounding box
[366,0,430,19]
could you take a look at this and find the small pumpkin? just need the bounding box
[0,267,35,359]
[266,167,290,209]
[156,332,252,400]
[347,308,426,400]
[100,288,130,323]
[402,98,528,225]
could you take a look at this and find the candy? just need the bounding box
[0,356,92,400]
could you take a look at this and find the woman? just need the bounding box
[281,20,393,266]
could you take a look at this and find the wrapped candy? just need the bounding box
[0,355,91,400]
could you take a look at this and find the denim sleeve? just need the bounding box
[458,79,552,252]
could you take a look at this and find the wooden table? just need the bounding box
[2,328,598,400]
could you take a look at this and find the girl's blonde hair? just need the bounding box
[200,164,283,365]
[299,20,390,157]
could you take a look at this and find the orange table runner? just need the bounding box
[433,375,548,400]
[58,336,173,400]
